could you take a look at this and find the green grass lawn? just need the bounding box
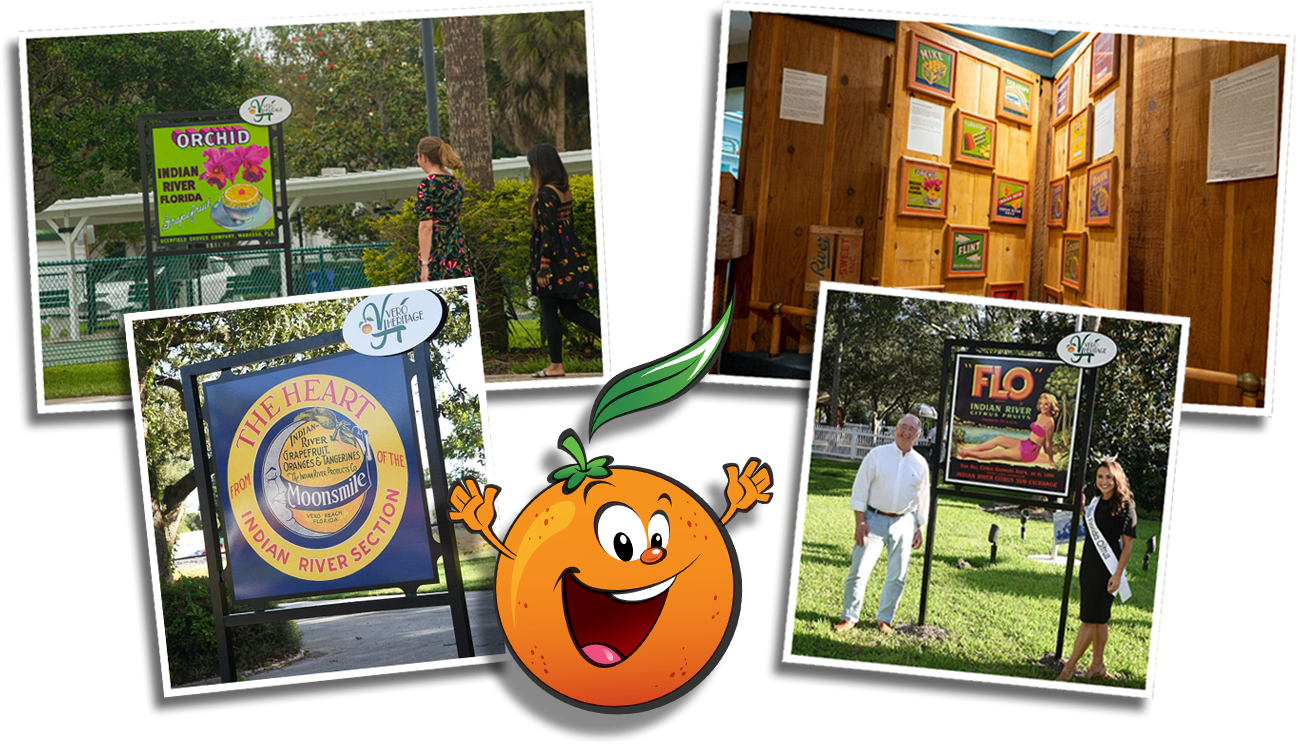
[791,458,1161,690]
[509,317,543,349]
[43,360,131,399]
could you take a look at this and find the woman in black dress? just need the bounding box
[415,136,472,282]
[526,143,600,379]
[1058,458,1137,681]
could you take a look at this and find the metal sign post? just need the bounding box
[917,338,1102,662]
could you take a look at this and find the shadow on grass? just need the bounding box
[788,627,1143,688]
[798,541,854,570]
[933,556,1077,600]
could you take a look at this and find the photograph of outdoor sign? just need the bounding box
[126,280,501,694]
[786,283,1188,696]
[23,8,607,414]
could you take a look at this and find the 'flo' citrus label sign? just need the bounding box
[205,352,436,601]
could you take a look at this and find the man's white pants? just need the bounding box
[840,510,915,624]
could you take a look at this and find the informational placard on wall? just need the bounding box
[204,352,436,601]
[907,97,946,157]
[946,354,1082,496]
[1208,55,1280,183]
[1093,93,1116,160]
[779,68,827,124]
[151,121,279,245]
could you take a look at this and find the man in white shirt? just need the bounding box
[832,413,929,634]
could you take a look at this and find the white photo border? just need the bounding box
[23,2,611,414]
[701,2,1289,417]
[125,277,504,697]
[780,281,1190,699]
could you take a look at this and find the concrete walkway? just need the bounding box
[486,371,603,384]
[247,590,506,680]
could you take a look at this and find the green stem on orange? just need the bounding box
[557,429,587,471]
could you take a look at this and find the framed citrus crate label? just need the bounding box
[907,32,957,102]
[953,110,997,168]
[1067,105,1092,170]
[997,69,1034,125]
[1061,231,1087,292]
[1086,158,1116,227]
[1043,284,1063,304]
[1090,32,1120,95]
[897,157,951,219]
[986,281,1025,300]
[1053,65,1073,127]
[1047,175,1068,227]
[990,174,1029,225]
[945,225,989,279]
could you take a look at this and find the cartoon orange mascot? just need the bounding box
[449,301,774,713]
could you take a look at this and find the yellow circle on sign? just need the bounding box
[225,374,410,582]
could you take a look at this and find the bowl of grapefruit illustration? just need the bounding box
[220,184,264,222]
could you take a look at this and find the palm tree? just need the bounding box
[486,11,587,152]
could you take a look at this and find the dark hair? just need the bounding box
[1095,458,1135,516]
[416,136,462,170]
[526,143,569,220]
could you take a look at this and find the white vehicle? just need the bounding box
[82,255,236,317]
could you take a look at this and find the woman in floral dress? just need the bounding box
[527,143,600,378]
[415,136,473,282]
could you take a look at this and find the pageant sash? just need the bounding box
[1085,497,1131,602]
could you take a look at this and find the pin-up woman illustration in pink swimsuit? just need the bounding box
[957,392,1059,464]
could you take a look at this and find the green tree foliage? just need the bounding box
[25,31,265,212]
[162,575,301,686]
[363,174,598,350]
[1086,318,1181,514]
[132,288,479,582]
[485,12,591,153]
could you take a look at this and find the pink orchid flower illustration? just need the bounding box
[235,144,271,182]
[200,147,242,190]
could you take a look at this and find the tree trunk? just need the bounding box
[442,15,509,353]
[153,499,183,584]
[553,78,567,152]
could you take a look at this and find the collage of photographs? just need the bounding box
[5,0,1294,740]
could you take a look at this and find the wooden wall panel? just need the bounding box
[1224,41,1285,405]
[882,22,1039,294]
[733,13,893,352]
[1125,35,1173,315]
[1122,37,1283,405]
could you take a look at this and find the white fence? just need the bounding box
[811,423,933,461]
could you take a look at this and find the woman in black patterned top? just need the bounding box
[527,143,600,378]
[1058,458,1138,682]
[415,136,472,282]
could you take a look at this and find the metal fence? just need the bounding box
[38,244,383,367]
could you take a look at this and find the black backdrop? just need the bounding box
[7,4,1286,742]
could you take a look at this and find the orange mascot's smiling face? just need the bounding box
[495,466,739,713]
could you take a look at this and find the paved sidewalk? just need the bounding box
[486,371,603,384]
[248,590,506,680]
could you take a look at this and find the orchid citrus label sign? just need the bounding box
[205,352,436,601]
[151,121,278,244]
